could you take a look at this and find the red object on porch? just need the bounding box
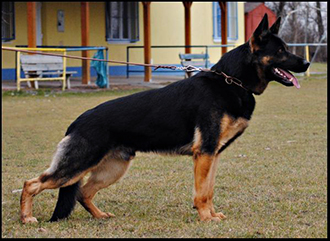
[245,2,277,42]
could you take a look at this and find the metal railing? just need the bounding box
[126,44,236,78]
[126,43,327,78]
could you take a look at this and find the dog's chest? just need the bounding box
[191,114,249,155]
[217,114,249,150]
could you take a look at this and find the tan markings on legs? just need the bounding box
[194,114,249,222]
[192,127,202,155]
[193,153,221,222]
[217,114,249,151]
[20,173,60,224]
[206,154,226,220]
[79,154,132,219]
[20,169,91,224]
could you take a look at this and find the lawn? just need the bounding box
[2,73,327,238]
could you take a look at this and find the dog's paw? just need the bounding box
[211,212,226,220]
[97,212,116,219]
[201,216,222,222]
[21,216,38,224]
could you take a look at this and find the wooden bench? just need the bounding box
[18,54,77,91]
[178,53,210,78]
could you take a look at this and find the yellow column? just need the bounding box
[62,51,67,90]
[16,51,21,91]
[305,45,310,77]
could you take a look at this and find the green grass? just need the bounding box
[2,73,327,238]
[309,62,327,73]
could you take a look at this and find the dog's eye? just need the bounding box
[277,49,283,54]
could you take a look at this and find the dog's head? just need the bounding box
[249,14,310,94]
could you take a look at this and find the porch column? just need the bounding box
[183,2,193,54]
[27,2,37,88]
[81,2,90,84]
[142,2,151,82]
[219,2,227,55]
[27,2,37,48]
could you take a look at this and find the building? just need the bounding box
[2,2,246,82]
[244,2,276,42]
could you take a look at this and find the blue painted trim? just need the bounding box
[2,68,16,81]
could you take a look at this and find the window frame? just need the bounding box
[212,2,238,42]
[2,2,16,42]
[105,2,139,44]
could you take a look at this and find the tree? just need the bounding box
[315,1,325,41]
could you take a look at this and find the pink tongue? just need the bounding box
[280,68,300,89]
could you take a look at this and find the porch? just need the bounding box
[12,2,231,84]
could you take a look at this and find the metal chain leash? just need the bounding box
[2,46,248,91]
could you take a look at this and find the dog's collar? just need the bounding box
[205,69,250,92]
[177,65,250,92]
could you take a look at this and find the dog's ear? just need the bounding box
[253,13,269,38]
[270,17,281,35]
[250,14,269,52]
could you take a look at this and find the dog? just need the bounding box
[20,14,310,224]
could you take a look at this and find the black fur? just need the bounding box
[49,180,81,222]
[49,14,310,221]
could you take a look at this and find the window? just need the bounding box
[2,2,15,42]
[213,2,238,41]
[105,2,139,43]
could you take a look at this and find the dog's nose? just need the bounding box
[303,60,310,68]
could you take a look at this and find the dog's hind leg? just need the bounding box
[78,152,132,219]
[20,174,57,224]
[20,135,98,224]
[20,170,87,224]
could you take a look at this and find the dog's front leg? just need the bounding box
[193,153,222,222]
[207,154,226,220]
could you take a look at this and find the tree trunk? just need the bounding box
[315,2,324,41]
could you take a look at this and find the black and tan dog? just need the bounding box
[20,14,310,223]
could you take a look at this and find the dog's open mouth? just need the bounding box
[272,67,300,89]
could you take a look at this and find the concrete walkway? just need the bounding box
[1,75,184,92]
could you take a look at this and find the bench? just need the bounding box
[18,54,77,91]
[178,53,210,78]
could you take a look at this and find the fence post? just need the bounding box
[126,47,130,78]
[106,48,110,88]
[305,45,310,77]
[62,51,67,90]
[16,51,21,91]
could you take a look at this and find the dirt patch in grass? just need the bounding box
[2,74,327,238]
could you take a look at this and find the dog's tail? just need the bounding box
[49,180,81,222]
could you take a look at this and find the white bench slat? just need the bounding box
[181,61,209,66]
[179,53,209,60]
[22,64,64,71]
[21,55,62,64]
